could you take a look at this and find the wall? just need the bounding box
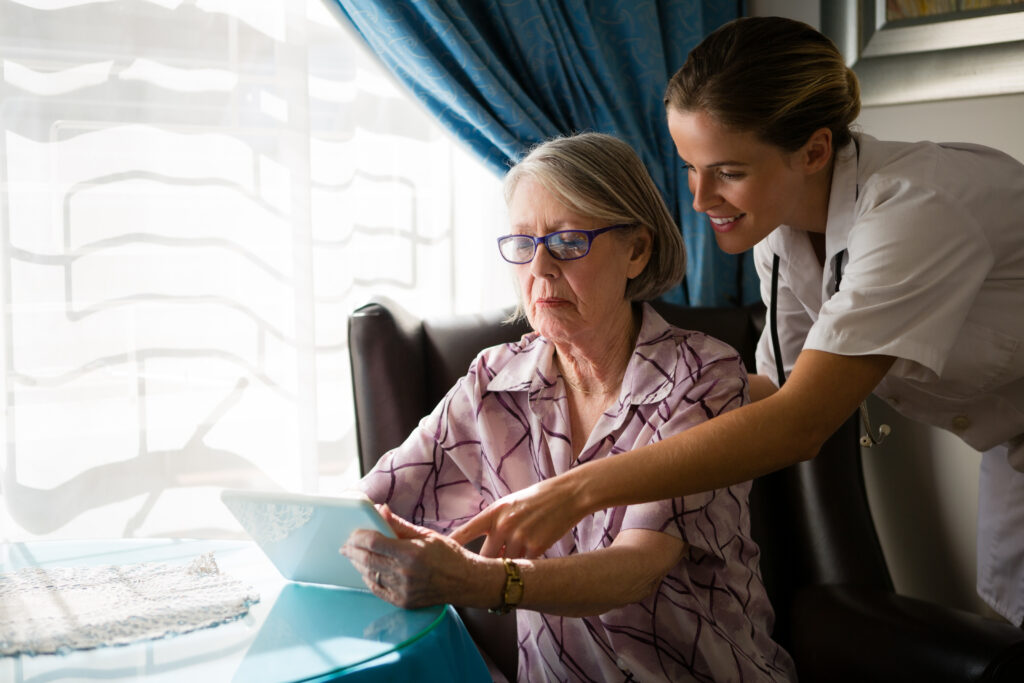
[750,0,1023,620]
[854,95,1024,620]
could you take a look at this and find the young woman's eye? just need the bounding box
[718,170,744,180]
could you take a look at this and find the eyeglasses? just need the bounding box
[496,224,634,264]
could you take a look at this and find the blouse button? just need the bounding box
[951,415,971,433]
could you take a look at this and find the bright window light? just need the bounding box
[0,0,512,541]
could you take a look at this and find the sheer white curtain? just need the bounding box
[0,0,513,541]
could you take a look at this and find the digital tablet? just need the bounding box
[221,488,395,589]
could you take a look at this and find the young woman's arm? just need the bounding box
[341,506,685,616]
[747,373,779,401]
[451,350,895,558]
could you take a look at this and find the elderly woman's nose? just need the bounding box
[529,242,559,277]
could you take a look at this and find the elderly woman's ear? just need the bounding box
[626,226,654,279]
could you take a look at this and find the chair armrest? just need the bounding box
[792,584,1024,683]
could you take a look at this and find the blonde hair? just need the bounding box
[664,16,861,152]
[503,132,686,301]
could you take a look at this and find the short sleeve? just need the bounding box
[806,178,993,380]
[357,359,491,533]
[617,334,751,556]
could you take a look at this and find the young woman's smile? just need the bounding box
[707,213,746,233]
[666,108,829,253]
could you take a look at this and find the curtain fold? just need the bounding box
[325,0,757,306]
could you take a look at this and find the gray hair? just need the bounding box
[503,132,686,301]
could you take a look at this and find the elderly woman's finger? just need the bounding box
[378,505,432,540]
[338,543,386,593]
[343,509,489,610]
[343,527,388,554]
[338,536,379,574]
[340,536,419,604]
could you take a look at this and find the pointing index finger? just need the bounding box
[450,506,492,546]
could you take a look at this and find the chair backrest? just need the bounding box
[347,296,894,676]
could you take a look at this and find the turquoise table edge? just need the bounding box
[307,606,491,683]
[0,538,491,683]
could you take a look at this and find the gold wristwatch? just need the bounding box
[488,558,524,615]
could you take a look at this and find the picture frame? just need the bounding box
[820,0,1024,106]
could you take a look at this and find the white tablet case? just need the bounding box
[221,489,395,589]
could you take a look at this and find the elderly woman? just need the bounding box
[341,132,794,682]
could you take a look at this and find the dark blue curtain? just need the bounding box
[327,0,756,307]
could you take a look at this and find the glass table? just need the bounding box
[0,539,490,682]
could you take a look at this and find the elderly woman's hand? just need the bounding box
[340,505,497,609]
[450,476,591,559]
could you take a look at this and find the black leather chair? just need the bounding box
[348,296,1024,683]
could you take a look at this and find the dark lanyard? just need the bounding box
[768,139,888,446]
[770,254,786,387]
[770,139,858,387]
[769,249,844,388]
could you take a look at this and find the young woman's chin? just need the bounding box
[713,232,757,255]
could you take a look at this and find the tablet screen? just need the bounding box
[221,489,395,589]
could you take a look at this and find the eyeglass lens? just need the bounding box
[499,231,591,263]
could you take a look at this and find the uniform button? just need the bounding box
[952,415,971,433]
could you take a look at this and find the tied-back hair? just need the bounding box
[504,132,686,301]
[664,16,861,152]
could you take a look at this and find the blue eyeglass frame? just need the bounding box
[496,223,634,264]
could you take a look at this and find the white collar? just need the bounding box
[824,135,861,262]
[761,135,862,304]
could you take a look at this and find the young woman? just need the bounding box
[452,16,1024,628]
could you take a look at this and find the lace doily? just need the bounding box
[0,552,259,657]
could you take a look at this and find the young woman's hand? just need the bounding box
[450,477,591,559]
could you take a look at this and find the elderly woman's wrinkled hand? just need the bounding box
[340,505,485,609]
[450,478,589,559]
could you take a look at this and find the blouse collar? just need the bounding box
[487,302,679,407]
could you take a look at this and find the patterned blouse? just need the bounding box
[359,304,796,682]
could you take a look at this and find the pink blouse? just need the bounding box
[360,304,795,682]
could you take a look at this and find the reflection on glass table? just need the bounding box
[0,539,489,683]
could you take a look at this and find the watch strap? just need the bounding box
[488,558,524,615]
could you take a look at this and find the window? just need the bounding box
[0,0,512,540]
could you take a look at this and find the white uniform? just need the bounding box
[753,133,1024,625]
